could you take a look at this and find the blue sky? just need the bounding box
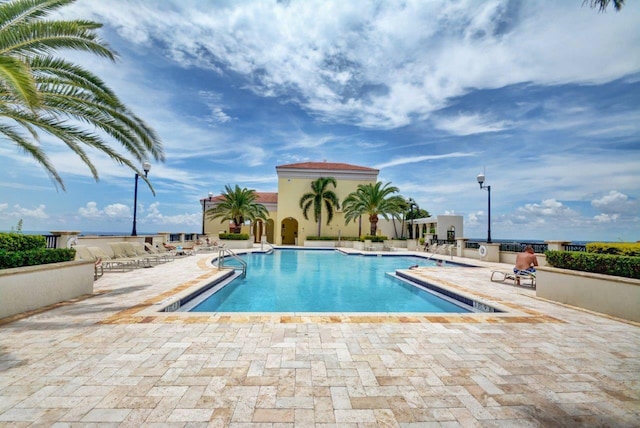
[0,0,638,242]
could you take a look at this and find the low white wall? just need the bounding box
[0,260,94,319]
[304,241,336,247]
[219,239,253,249]
[536,267,640,322]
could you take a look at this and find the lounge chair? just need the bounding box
[129,242,167,264]
[87,246,139,271]
[145,242,175,262]
[109,242,153,267]
[73,245,103,279]
[490,269,536,288]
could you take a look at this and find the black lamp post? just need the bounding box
[407,198,418,239]
[131,161,151,236]
[202,192,213,235]
[476,173,492,243]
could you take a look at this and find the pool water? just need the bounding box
[188,250,470,313]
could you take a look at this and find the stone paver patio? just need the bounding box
[1,250,638,427]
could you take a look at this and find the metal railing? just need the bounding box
[43,235,58,249]
[260,242,275,254]
[217,246,247,278]
[464,241,587,253]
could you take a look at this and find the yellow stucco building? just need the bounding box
[201,161,379,245]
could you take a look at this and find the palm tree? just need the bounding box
[299,177,340,237]
[584,0,624,12]
[0,0,164,191]
[206,184,268,233]
[342,182,405,236]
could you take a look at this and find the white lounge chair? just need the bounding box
[87,246,139,271]
[490,269,536,288]
[73,245,103,279]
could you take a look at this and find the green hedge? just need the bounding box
[545,250,640,279]
[0,232,76,269]
[586,242,640,256]
[361,235,388,243]
[0,248,76,270]
[219,233,249,240]
[0,233,46,251]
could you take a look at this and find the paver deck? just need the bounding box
[1,250,638,427]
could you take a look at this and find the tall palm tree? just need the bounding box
[342,181,405,236]
[206,184,268,233]
[0,0,164,191]
[299,177,340,237]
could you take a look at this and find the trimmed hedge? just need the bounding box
[219,233,250,240]
[545,250,640,280]
[0,248,76,270]
[586,242,640,257]
[0,232,76,269]
[0,233,46,251]
[361,235,388,243]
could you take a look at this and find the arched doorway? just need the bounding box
[281,217,299,245]
[447,226,456,242]
[253,219,276,244]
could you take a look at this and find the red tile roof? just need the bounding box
[276,161,378,172]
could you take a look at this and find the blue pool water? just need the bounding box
[187,250,470,313]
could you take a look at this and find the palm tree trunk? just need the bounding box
[317,213,322,236]
[370,215,378,235]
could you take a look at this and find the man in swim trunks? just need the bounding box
[514,245,538,284]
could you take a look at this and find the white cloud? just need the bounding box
[143,202,199,226]
[517,199,578,217]
[594,213,619,223]
[66,0,640,130]
[13,204,49,219]
[104,203,131,219]
[592,190,628,209]
[432,113,514,136]
[374,152,476,169]
[78,202,102,218]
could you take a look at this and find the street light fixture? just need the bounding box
[131,161,151,236]
[476,173,492,244]
[202,192,213,235]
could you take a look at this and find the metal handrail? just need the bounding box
[217,246,247,278]
[261,241,275,254]
[427,243,454,260]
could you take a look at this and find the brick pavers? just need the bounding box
[1,252,638,426]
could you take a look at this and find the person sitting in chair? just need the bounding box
[514,245,538,284]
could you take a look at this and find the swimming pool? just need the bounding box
[182,250,472,313]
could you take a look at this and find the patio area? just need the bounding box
[0,251,638,427]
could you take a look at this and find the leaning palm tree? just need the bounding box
[206,184,268,233]
[299,177,340,237]
[0,0,164,191]
[342,181,405,236]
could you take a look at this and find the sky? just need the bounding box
[0,0,639,242]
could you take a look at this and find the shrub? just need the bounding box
[306,236,336,241]
[0,233,46,252]
[219,233,249,240]
[545,250,640,279]
[586,242,640,257]
[360,235,387,243]
[0,248,76,270]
